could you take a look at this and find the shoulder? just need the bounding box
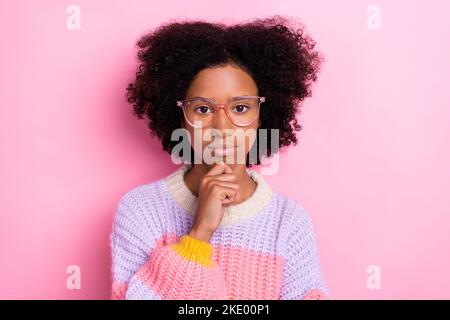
[272,191,317,245]
[272,191,313,228]
[112,177,168,234]
[116,179,160,210]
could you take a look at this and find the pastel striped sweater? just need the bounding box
[109,164,329,300]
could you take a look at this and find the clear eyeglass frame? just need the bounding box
[176,95,266,128]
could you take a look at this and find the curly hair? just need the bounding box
[126,15,324,166]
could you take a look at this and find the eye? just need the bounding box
[194,105,213,114]
[232,104,249,113]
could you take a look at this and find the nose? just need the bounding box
[210,105,235,143]
[212,104,234,132]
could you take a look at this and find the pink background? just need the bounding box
[1,0,449,299]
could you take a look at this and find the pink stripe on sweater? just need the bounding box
[136,244,228,299]
[137,233,284,299]
[213,245,284,299]
[303,288,329,300]
[111,282,127,300]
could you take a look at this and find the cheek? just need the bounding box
[244,123,259,152]
[185,125,259,156]
[247,136,256,154]
[185,127,209,151]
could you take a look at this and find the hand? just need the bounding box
[189,162,239,242]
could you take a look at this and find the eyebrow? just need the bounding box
[186,95,257,101]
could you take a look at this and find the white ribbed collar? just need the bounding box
[164,163,273,226]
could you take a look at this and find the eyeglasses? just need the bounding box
[176,95,265,128]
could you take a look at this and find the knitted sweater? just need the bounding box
[109,164,329,300]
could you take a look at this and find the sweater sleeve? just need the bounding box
[279,203,329,300]
[110,190,228,300]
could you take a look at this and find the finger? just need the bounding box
[206,162,228,176]
[219,186,239,201]
[209,181,239,191]
[209,183,238,201]
[204,173,237,183]
[222,198,233,205]
[223,163,233,174]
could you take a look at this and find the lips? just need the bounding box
[207,143,238,149]
[212,146,237,156]
[207,143,238,156]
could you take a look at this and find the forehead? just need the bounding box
[185,64,258,100]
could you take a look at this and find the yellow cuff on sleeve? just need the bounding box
[171,235,214,267]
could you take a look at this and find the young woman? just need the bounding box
[110,15,329,300]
